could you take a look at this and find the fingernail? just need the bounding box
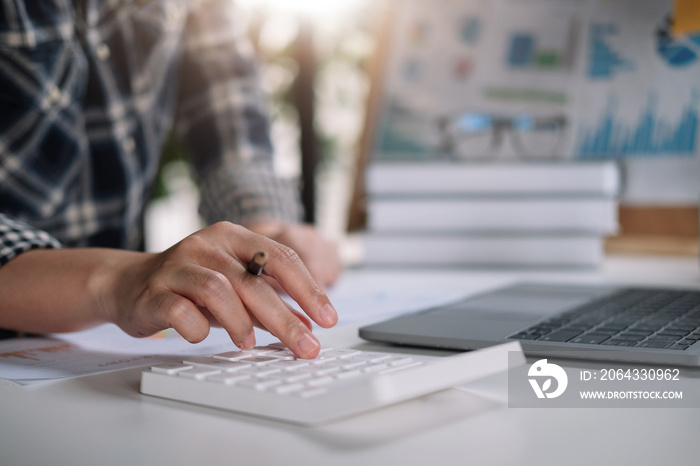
[241,331,256,349]
[297,333,320,357]
[320,303,338,326]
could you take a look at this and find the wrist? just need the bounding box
[245,221,287,240]
[88,249,152,326]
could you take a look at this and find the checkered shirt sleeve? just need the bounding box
[0,214,62,267]
[175,0,303,226]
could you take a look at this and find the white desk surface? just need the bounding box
[2,254,699,466]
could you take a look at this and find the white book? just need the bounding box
[367,197,618,234]
[363,234,604,267]
[366,161,620,196]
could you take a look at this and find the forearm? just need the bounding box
[177,2,303,227]
[0,248,142,334]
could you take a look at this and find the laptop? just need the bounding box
[359,282,700,367]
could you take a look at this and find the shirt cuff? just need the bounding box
[0,214,62,267]
[198,162,303,227]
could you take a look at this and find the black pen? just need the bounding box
[247,251,268,276]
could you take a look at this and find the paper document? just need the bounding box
[0,325,272,386]
[0,282,465,386]
[286,281,466,327]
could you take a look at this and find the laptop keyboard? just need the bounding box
[508,288,700,350]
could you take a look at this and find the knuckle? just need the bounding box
[142,288,169,317]
[280,314,306,338]
[147,290,210,343]
[164,298,192,326]
[210,250,239,272]
[199,270,231,299]
[273,243,302,267]
[210,221,238,235]
[294,285,326,314]
[173,232,207,255]
[241,274,268,295]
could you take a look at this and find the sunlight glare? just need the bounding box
[238,0,364,20]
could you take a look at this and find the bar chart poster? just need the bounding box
[373,0,700,161]
[375,0,581,161]
[573,0,700,159]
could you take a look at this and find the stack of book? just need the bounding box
[362,161,620,267]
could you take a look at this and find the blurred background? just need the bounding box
[146,0,700,267]
[146,0,377,259]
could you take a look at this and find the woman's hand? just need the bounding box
[0,222,338,359]
[106,222,338,358]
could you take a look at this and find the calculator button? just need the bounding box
[213,351,254,361]
[363,363,389,373]
[237,378,283,391]
[306,376,334,387]
[241,356,279,366]
[240,366,282,377]
[150,362,192,375]
[178,367,221,380]
[324,349,361,359]
[335,369,363,379]
[241,346,279,356]
[310,355,337,365]
[295,387,329,398]
[353,353,392,363]
[268,350,297,360]
[284,373,313,383]
[314,366,341,376]
[291,365,323,375]
[183,357,251,372]
[327,359,367,370]
[270,360,310,370]
[206,373,252,385]
[274,383,306,395]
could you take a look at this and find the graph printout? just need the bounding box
[0,325,265,386]
[375,0,700,161]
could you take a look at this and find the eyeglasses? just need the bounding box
[437,113,568,160]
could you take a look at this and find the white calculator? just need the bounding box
[141,341,523,425]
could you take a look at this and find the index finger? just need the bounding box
[260,242,338,329]
[215,223,339,329]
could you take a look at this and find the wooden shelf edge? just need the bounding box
[605,235,699,257]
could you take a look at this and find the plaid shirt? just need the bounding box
[0,0,302,267]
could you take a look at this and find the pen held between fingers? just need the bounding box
[246,251,268,276]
